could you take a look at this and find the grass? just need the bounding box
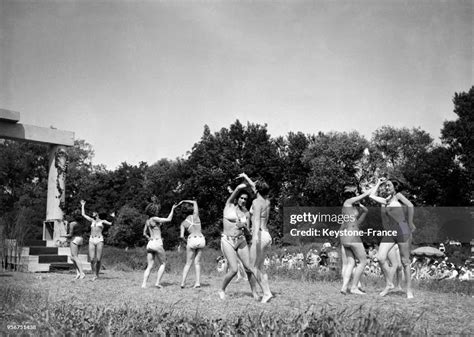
[1,285,426,335]
[100,245,472,295]
[0,245,472,335]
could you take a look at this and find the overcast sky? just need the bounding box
[1,0,472,169]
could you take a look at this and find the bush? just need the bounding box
[106,205,147,248]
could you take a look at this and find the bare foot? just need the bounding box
[154,284,163,289]
[380,284,394,296]
[350,288,366,295]
[407,291,414,299]
[253,293,261,301]
[340,288,348,295]
[91,276,98,281]
[261,294,273,303]
[74,274,81,280]
[193,284,201,289]
[218,290,226,300]
[141,284,147,288]
[79,273,85,280]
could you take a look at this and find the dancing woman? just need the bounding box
[219,183,260,300]
[370,178,415,299]
[238,173,273,303]
[179,200,206,288]
[65,220,85,280]
[339,186,373,295]
[142,201,178,288]
[80,200,113,280]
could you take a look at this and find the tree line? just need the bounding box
[1,87,472,249]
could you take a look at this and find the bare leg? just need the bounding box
[88,242,96,278]
[250,239,272,303]
[219,239,239,300]
[340,245,348,281]
[239,243,261,300]
[194,249,202,287]
[155,247,167,288]
[398,241,414,299]
[378,241,396,296]
[70,243,85,279]
[142,252,155,288]
[181,247,196,288]
[349,243,367,295]
[94,242,104,279]
[341,247,355,294]
[388,246,403,291]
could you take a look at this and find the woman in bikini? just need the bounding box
[339,185,373,295]
[80,200,113,280]
[238,173,273,303]
[179,200,206,288]
[142,200,178,288]
[65,220,85,280]
[370,178,415,299]
[219,183,261,300]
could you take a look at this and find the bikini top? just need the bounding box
[224,204,247,223]
[91,221,103,229]
[147,218,161,229]
[184,216,201,230]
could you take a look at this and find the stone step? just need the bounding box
[38,255,68,263]
[24,240,47,247]
[49,262,75,271]
[29,247,59,255]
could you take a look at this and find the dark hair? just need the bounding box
[235,190,250,206]
[385,176,405,192]
[145,201,161,217]
[256,180,270,196]
[182,203,194,216]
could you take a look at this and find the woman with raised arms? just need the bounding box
[80,200,113,281]
[179,200,206,289]
[238,173,273,303]
[64,220,85,280]
[142,199,178,288]
[339,185,373,295]
[370,178,415,299]
[218,182,261,300]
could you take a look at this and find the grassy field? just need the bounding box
[1,247,473,335]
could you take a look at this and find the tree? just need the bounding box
[441,86,474,204]
[107,205,147,248]
[303,131,370,206]
[179,120,284,247]
[0,140,49,240]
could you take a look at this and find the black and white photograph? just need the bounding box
[1,0,472,335]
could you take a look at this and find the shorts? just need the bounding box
[71,236,84,246]
[89,236,104,245]
[146,238,163,253]
[188,234,206,249]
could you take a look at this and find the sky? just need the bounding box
[1,0,472,170]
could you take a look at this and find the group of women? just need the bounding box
[65,173,415,301]
[340,177,415,299]
[65,173,273,303]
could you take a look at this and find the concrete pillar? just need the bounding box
[44,145,68,242]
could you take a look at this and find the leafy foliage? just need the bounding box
[1,88,472,247]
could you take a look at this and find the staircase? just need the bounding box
[5,239,90,272]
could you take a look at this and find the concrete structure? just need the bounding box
[0,109,85,272]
